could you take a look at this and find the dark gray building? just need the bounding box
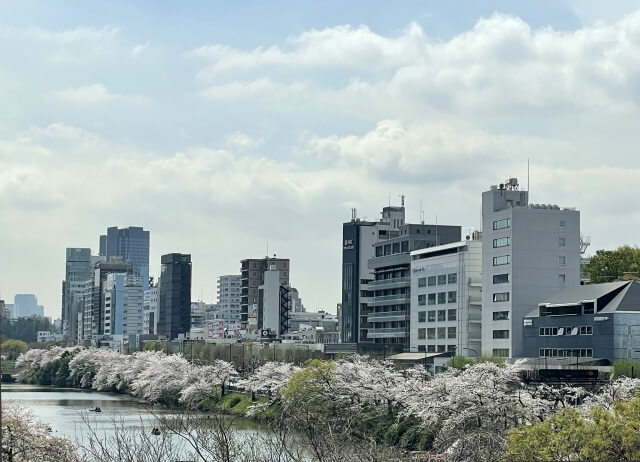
[99,226,150,288]
[158,253,192,340]
[240,257,289,328]
[341,206,403,344]
[522,280,640,362]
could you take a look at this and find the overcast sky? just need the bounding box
[2,0,640,318]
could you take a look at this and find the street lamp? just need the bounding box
[463,347,478,357]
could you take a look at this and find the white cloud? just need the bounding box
[0,25,119,44]
[226,131,264,149]
[55,83,142,104]
[131,41,151,56]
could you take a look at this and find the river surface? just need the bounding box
[0,383,264,455]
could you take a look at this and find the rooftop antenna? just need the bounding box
[400,194,405,207]
[420,200,424,224]
[388,192,391,207]
[527,158,530,197]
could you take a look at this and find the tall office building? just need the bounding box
[217,275,242,327]
[481,178,580,358]
[83,259,134,340]
[99,226,150,289]
[158,253,192,340]
[240,257,289,327]
[62,248,102,341]
[367,222,461,349]
[103,274,144,339]
[341,207,400,343]
[12,294,44,318]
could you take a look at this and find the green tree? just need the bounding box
[612,359,640,379]
[586,245,640,283]
[0,315,56,343]
[446,355,475,370]
[1,339,28,360]
[503,396,640,461]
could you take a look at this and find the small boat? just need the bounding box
[89,407,102,413]
[151,427,161,436]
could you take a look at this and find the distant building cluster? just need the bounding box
[58,226,336,351]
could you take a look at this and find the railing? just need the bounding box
[368,294,410,306]
[367,328,407,338]
[367,311,409,322]
[367,277,411,288]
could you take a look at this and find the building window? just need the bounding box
[448,327,456,339]
[437,327,446,339]
[582,302,595,314]
[493,311,509,321]
[384,244,391,256]
[418,311,426,323]
[447,345,457,353]
[448,273,457,284]
[392,242,400,254]
[418,345,426,352]
[427,328,436,339]
[493,237,510,248]
[401,241,409,252]
[559,256,566,266]
[559,220,566,228]
[493,255,510,266]
[493,348,509,358]
[448,291,456,303]
[437,275,447,285]
[418,328,426,340]
[418,277,426,288]
[437,310,446,322]
[427,345,436,352]
[493,329,510,339]
[559,274,566,284]
[428,276,436,287]
[427,311,436,322]
[418,295,426,306]
[428,294,436,305]
[493,218,511,230]
[376,246,383,257]
[447,309,457,321]
[437,292,446,304]
[437,345,446,353]
[580,326,593,335]
[559,237,566,247]
[493,292,510,302]
[493,273,510,284]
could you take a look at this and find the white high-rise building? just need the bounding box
[481,178,581,358]
[410,236,482,357]
[217,275,242,326]
[143,284,159,335]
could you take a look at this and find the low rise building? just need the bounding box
[522,280,640,362]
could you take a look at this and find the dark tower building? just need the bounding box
[158,253,192,340]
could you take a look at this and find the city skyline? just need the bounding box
[3,1,640,318]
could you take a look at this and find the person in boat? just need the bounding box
[90,406,102,412]
[151,427,160,435]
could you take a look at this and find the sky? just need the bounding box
[2,0,640,318]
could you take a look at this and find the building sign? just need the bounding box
[207,320,224,339]
[343,239,354,250]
